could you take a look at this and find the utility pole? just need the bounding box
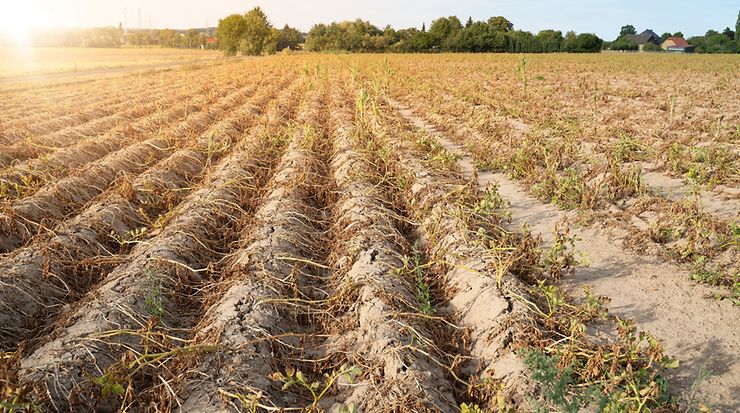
[124,8,128,34]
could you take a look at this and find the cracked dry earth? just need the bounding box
[1,54,738,413]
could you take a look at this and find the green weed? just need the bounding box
[273,364,361,409]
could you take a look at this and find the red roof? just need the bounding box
[666,37,690,48]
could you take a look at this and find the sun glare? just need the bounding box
[0,2,54,48]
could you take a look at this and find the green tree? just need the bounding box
[562,31,577,51]
[673,31,684,37]
[736,10,739,41]
[184,29,204,48]
[576,33,603,52]
[129,31,146,46]
[610,37,638,50]
[158,29,181,48]
[407,30,432,52]
[240,7,273,55]
[277,24,303,50]
[83,27,122,48]
[456,21,505,52]
[383,25,398,44]
[305,23,328,51]
[429,16,462,50]
[263,28,281,54]
[619,24,636,37]
[216,14,247,55]
[305,19,384,52]
[660,32,672,41]
[691,31,737,53]
[487,16,513,32]
[564,32,602,53]
[535,29,564,53]
[722,27,735,40]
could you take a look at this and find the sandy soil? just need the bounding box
[637,162,739,222]
[389,98,740,410]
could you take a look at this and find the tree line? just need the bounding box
[217,8,740,55]
[305,16,602,53]
[128,29,215,49]
[217,10,604,55]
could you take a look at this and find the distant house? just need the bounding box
[661,36,694,53]
[625,29,662,50]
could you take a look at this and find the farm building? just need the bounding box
[661,36,695,53]
[625,29,661,50]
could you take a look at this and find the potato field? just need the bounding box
[0,54,738,412]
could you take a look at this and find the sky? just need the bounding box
[3,0,739,40]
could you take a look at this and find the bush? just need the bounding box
[643,43,663,52]
[610,37,639,51]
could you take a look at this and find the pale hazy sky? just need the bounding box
[9,0,740,39]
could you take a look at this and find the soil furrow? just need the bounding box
[637,162,739,222]
[368,102,539,407]
[0,76,190,146]
[0,62,228,117]
[0,81,264,253]
[179,87,331,413]
[0,64,234,166]
[0,78,287,348]
[389,94,737,295]
[319,93,459,411]
[16,80,302,412]
[392,91,736,224]
[0,80,150,124]
[387,99,740,409]
[0,79,204,168]
[0,75,249,198]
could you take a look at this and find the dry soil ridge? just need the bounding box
[387,97,740,410]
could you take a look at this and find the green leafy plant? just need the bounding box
[541,226,579,279]
[273,364,361,408]
[523,348,606,413]
[109,227,148,248]
[475,184,510,214]
[356,88,370,125]
[461,402,483,413]
[143,268,164,317]
[397,242,435,315]
[612,134,650,163]
[518,57,528,95]
[92,325,215,409]
[94,373,126,399]
[338,402,359,413]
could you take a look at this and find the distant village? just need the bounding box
[624,29,694,52]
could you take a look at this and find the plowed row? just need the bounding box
[1,55,736,412]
